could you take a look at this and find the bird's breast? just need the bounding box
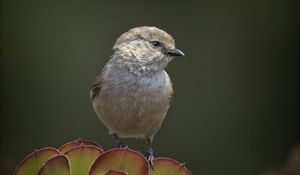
[108,68,169,92]
[100,69,173,109]
[93,68,173,138]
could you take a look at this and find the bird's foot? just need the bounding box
[146,148,154,170]
[116,141,126,148]
[113,133,126,148]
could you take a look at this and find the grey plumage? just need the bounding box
[90,26,184,164]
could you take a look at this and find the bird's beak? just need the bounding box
[167,48,185,57]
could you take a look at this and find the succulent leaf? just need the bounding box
[150,157,192,175]
[104,169,128,175]
[59,138,100,153]
[89,148,149,175]
[14,139,192,175]
[37,155,70,175]
[14,147,60,175]
[65,145,103,175]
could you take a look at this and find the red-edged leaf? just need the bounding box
[65,145,103,175]
[14,147,60,175]
[150,157,192,175]
[58,138,100,153]
[104,169,128,175]
[37,155,70,175]
[89,148,149,175]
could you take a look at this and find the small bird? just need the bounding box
[90,26,184,166]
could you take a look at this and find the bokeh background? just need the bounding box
[1,0,299,175]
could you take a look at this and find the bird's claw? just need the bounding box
[116,141,126,148]
[146,149,154,170]
[147,154,154,170]
[113,134,126,148]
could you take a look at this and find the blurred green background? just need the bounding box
[1,0,299,174]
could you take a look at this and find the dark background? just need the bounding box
[1,0,299,175]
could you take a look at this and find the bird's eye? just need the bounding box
[151,40,161,47]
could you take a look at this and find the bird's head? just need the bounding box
[112,26,184,71]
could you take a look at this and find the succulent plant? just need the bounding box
[14,139,192,175]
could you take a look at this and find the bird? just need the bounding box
[90,26,184,167]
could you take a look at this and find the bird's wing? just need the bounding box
[90,82,101,100]
[90,60,112,100]
[90,68,104,100]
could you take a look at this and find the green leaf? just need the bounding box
[89,148,149,175]
[59,138,100,153]
[14,147,60,175]
[65,145,103,175]
[104,170,128,175]
[37,155,70,175]
[150,157,192,175]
